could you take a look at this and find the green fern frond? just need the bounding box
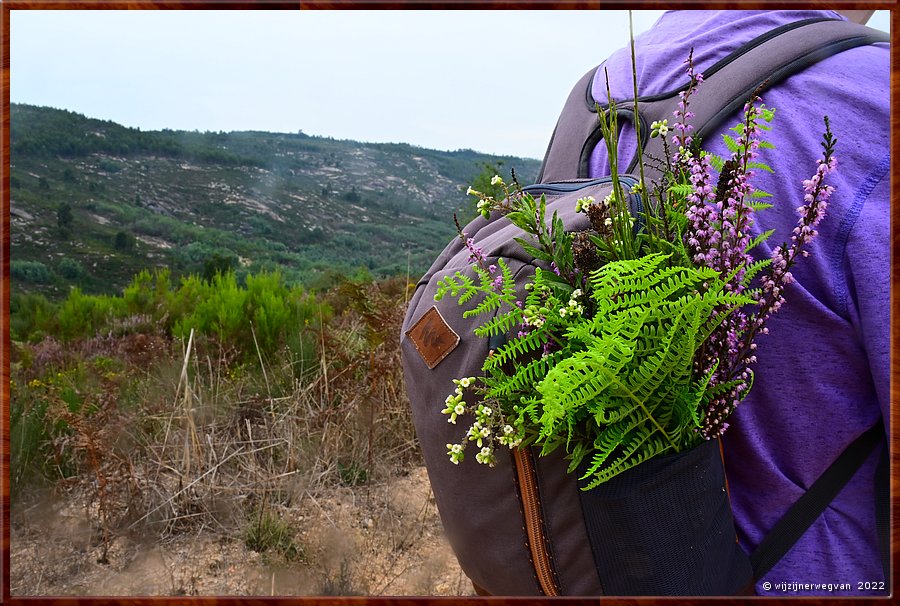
[668,183,694,198]
[466,278,515,317]
[434,271,476,302]
[483,328,549,371]
[747,161,774,174]
[484,351,564,398]
[474,310,524,338]
[538,336,636,428]
[741,258,773,287]
[515,396,541,425]
[582,430,672,489]
[722,134,741,154]
[580,408,647,472]
[745,229,776,253]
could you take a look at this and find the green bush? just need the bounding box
[58,257,85,280]
[122,268,172,318]
[10,292,58,342]
[11,260,55,284]
[243,510,304,561]
[164,274,209,333]
[98,158,123,173]
[203,253,238,282]
[175,272,247,345]
[57,288,126,341]
[168,270,327,370]
[10,360,119,494]
[19,264,330,368]
[114,230,135,251]
[245,272,291,354]
[10,391,56,492]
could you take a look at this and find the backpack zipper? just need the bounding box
[509,175,640,597]
[513,446,560,596]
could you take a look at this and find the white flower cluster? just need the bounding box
[467,176,506,219]
[446,442,464,465]
[523,305,546,328]
[496,423,523,449]
[441,376,475,425]
[469,401,498,465]
[574,195,596,213]
[475,446,494,465]
[467,185,497,219]
[476,198,493,216]
[443,374,526,467]
[559,288,584,317]
[650,119,669,138]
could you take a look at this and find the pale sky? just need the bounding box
[10,9,891,160]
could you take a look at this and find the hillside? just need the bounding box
[10,103,541,298]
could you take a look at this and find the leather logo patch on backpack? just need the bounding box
[406,306,460,369]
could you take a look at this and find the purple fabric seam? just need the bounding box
[828,152,890,318]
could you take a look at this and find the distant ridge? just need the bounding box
[10,103,541,298]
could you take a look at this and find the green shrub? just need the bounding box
[11,260,54,284]
[57,202,74,237]
[10,390,56,492]
[98,158,123,173]
[10,360,119,494]
[164,274,209,333]
[338,461,369,486]
[243,509,304,561]
[57,288,126,341]
[122,268,172,318]
[114,230,135,251]
[173,272,247,346]
[171,270,328,367]
[10,292,57,342]
[58,257,85,280]
[202,253,237,282]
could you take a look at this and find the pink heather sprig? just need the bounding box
[760,119,835,316]
[719,98,769,285]
[701,116,837,440]
[684,151,719,266]
[672,49,703,165]
[457,226,504,294]
[466,237,486,265]
[690,96,779,439]
[752,122,837,332]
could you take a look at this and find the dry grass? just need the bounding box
[10,277,465,595]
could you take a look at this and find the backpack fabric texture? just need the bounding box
[400,18,888,596]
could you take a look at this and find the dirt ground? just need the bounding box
[10,467,476,597]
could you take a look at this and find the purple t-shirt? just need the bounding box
[586,10,889,596]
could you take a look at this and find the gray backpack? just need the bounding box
[400,19,888,596]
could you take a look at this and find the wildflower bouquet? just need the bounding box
[435,56,837,489]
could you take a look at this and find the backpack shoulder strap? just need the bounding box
[749,420,887,581]
[538,18,889,183]
[536,65,597,183]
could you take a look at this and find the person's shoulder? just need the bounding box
[763,34,889,138]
